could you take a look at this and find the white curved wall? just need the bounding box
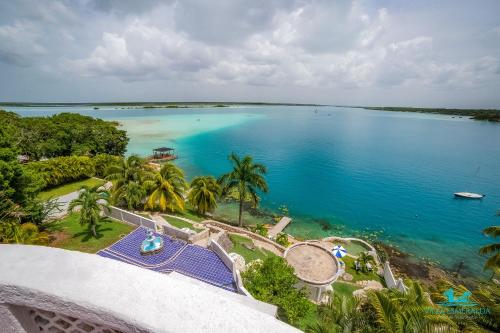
[0,245,299,333]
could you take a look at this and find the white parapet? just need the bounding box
[0,245,299,333]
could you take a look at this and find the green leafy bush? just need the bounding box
[24,156,95,188]
[242,256,313,326]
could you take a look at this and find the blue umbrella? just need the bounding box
[332,245,347,258]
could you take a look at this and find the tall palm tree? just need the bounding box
[114,181,147,210]
[479,225,500,273]
[68,185,110,237]
[369,280,456,332]
[106,155,151,209]
[188,176,220,215]
[145,163,187,212]
[219,153,268,227]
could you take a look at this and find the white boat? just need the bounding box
[454,192,485,199]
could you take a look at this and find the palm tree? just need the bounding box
[145,163,187,212]
[114,181,146,210]
[188,176,220,215]
[68,185,110,237]
[479,225,500,274]
[106,155,149,189]
[307,294,365,333]
[106,155,152,209]
[219,153,268,227]
[369,280,456,332]
[358,251,376,272]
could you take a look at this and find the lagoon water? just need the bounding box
[10,105,500,276]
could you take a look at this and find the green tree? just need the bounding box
[358,251,376,272]
[117,181,146,210]
[188,176,220,215]
[307,295,372,333]
[275,233,290,247]
[479,225,500,274]
[242,256,313,326]
[219,153,268,227]
[106,155,151,208]
[145,163,187,212]
[253,223,268,237]
[68,185,110,237]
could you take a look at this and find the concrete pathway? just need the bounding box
[48,180,112,220]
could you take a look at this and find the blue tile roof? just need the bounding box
[97,227,238,293]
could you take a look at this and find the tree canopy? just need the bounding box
[0,110,128,160]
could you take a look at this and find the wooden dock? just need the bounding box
[269,217,292,238]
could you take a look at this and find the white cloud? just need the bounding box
[0,0,499,106]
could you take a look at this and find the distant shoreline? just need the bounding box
[0,101,324,107]
[358,106,500,122]
[2,102,499,122]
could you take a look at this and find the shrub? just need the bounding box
[93,154,121,178]
[24,156,95,188]
[242,256,313,326]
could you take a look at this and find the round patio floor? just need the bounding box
[284,242,338,285]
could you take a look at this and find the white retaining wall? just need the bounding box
[383,261,408,293]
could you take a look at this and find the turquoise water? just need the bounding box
[10,105,500,276]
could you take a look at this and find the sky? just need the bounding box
[0,0,499,107]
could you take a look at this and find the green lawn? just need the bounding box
[228,233,276,263]
[341,256,384,283]
[172,204,206,222]
[38,178,105,201]
[336,240,371,256]
[47,213,135,253]
[333,281,361,298]
[162,215,203,232]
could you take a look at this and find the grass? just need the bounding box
[46,213,135,253]
[333,281,361,298]
[38,178,105,201]
[213,202,274,227]
[336,239,371,256]
[162,215,203,232]
[171,203,205,222]
[342,256,384,283]
[228,233,276,263]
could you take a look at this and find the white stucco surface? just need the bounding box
[0,245,299,333]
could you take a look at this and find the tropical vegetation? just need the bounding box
[188,176,220,214]
[242,256,313,326]
[68,185,110,237]
[479,225,500,274]
[219,153,268,227]
[145,163,187,212]
[0,110,128,160]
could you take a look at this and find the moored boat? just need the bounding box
[454,192,485,199]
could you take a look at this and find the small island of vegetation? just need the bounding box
[361,106,500,122]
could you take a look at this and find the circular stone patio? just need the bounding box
[284,242,339,285]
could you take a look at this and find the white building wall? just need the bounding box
[0,245,298,333]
